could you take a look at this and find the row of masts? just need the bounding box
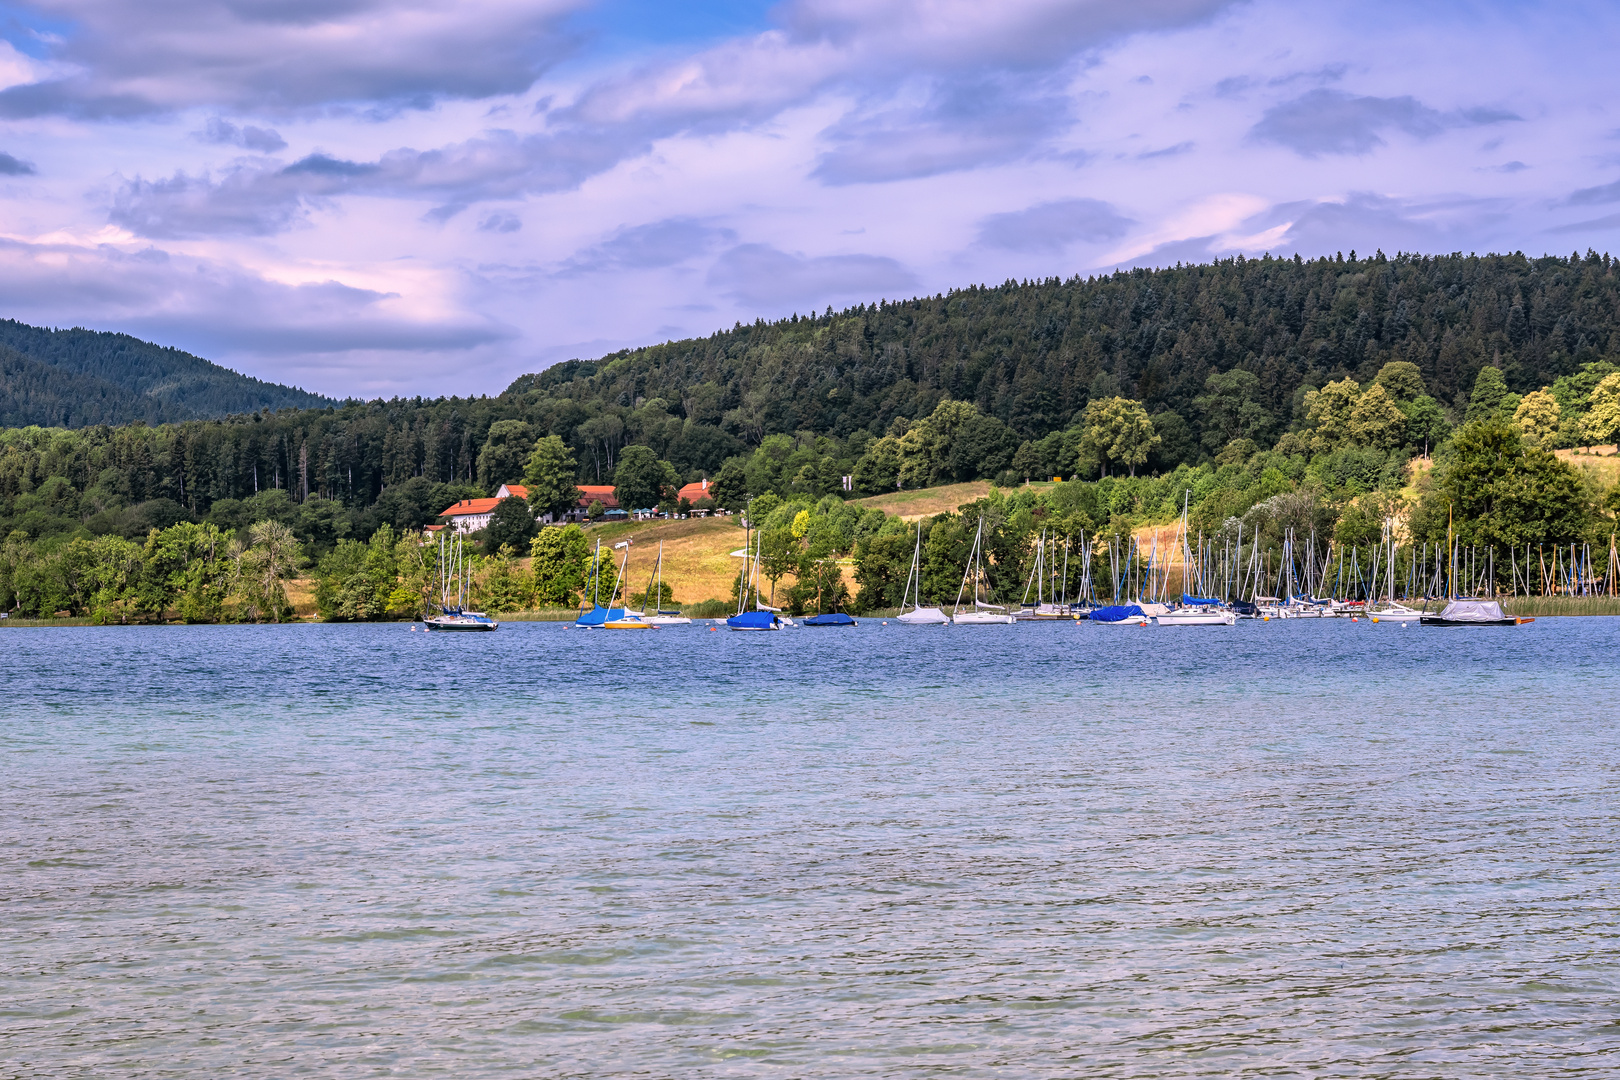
[994,524,1619,605]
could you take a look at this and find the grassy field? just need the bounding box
[578,515,750,604]
[1556,444,1620,486]
[853,480,1056,520]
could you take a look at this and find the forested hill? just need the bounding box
[511,249,1618,439]
[4,250,1619,550]
[0,320,334,427]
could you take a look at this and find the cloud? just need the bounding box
[976,198,1133,253]
[1138,141,1194,159]
[109,129,638,237]
[560,218,735,275]
[1568,178,1620,206]
[1251,88,1519,157]
[1120,235,1220,270]
[1548,212,1620,235]
[0,235,512,360]
[477,210,522,233]
[564,0,1237,174]
[1265,192,1511,255]
[812,77,1069,184]
[0,150,36,174]
[199,118,287,152]
[0,0,585,117]
[705,243,917,308]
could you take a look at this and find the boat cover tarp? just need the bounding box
[1181,594,1221,606]
[803,612,856,626]
[1230,600,1258,616]
[1089,604,1146,622]
[574,604,625,626]
[1435,599,1507,622]
[726,610,779,629]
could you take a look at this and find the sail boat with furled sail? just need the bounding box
[896,521,949,624]
[952,516,1014,624]
[728,502,786,630]
[424,529,498,631]
[638,541,691,626]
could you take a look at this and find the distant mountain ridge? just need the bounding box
[0,320,335,428]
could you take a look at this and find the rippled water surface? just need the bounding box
[5,617,1620,1077]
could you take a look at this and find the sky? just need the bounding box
[0,0,1617,398]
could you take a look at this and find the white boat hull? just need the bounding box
[1156,610,1236,626]
[897,607,950,625]
[642,614,692,626]
[1368,606,1424,622]
[952,611,1016,624]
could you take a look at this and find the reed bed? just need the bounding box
[1499,595,1620,617]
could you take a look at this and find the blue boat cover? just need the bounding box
[726,610,779,630]
[1089,604,1145,622]
[574,604,626,626]
[1181,594,1221,606]
[803,612,856,626]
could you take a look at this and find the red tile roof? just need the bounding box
[577,485,619,508]
[439,497,503,518]
[497,484,529,499]
[676,478,714,503]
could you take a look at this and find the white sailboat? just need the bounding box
[639,541,691,626]
[1368,518,1423,622]
[952,516,1014,624]
[896,522,949,624]
[1157,492,1234,625]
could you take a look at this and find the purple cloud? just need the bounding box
[1251,88,1519,157]
[977,198,1132,253]
[705,243,917,308]
[0,0,586,116]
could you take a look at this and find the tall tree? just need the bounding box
[1081,397,1159,477]
[522,435,582,521]
[1464,365,1518,423]
[613,445,679,512]
[476,420,535,490]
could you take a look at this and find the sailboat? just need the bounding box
[601,543,656,629]
[424,529,498,631]
[574,538,628,627]
[1157,493,1234,625]
[1367,518,1423,623]
[952,516,1014,624]
[896,522,949,624]
[727,509,785,630]
[638,541,691,626]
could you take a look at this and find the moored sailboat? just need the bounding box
[896,522,949,624]
[952,516,1014,624]
[423,530,498,631]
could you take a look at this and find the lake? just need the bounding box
[5,618,1619,1077]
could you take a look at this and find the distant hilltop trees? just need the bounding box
[0,319,332,428]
